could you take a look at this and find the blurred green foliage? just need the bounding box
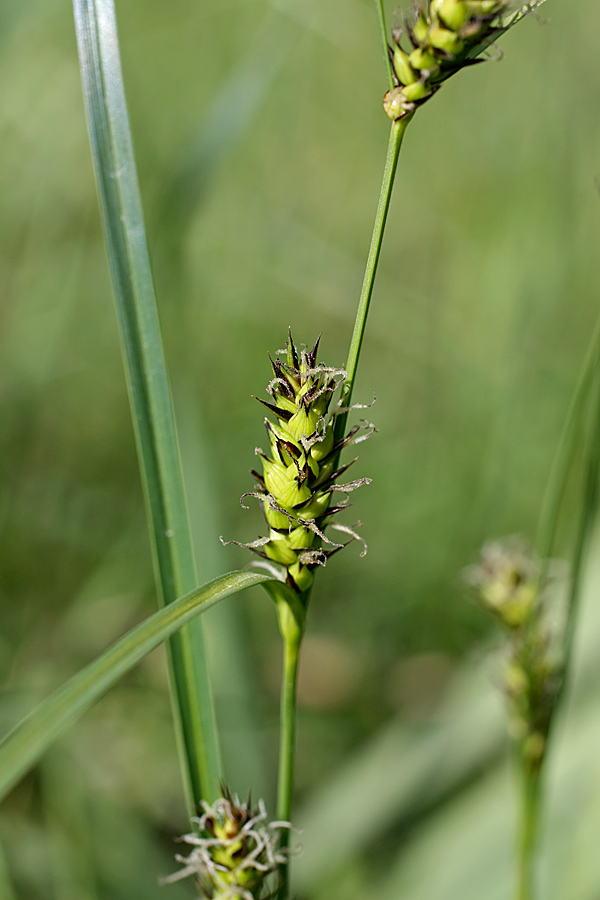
[0,0,599,897]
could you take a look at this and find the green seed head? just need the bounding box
[465,538,539,629]
[387,0,545,119]
[465,536,562,772]
[230,331,372,592]
[163,793,291,898]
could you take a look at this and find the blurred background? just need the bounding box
[1,0,600,897]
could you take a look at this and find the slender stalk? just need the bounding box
[516,762,542,900]
[336,116,411,442]
[375,0,395,91]
[267,583,307,899]
[276,633,301,900]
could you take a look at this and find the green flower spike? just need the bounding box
[383,0,547,120]
[225,332,373,595]
[465,537,539,629]
[162,791,291,899]
[466,538,562,773]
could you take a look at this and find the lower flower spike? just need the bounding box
[161,792,292,899]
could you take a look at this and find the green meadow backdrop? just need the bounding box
[1,0,599,897]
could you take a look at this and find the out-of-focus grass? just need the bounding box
[0,0,599,896]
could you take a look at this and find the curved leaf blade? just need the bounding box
[0,571,271,804]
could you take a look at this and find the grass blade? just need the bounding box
[72,0,221,808]
[0,571,271,804]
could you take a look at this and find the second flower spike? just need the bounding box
[383,0,546,120]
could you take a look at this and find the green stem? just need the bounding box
[516,762,542,900]
[336,117,411,443]
[277,636,301,823]
[275,603,303,900]
[375,0,395,91]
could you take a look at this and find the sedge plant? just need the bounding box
[0,1,551,898]
[224,2,548,897]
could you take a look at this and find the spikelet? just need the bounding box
[162,791,291,899]
[225,331,372,594]
[465,538,562,773]
[383,0,546,120]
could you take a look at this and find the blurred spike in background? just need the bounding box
[0,0,599,897]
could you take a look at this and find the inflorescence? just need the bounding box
[162,793,292,900]
[224,331,373,594]
[466,538,562,772]
[384,0,546,121]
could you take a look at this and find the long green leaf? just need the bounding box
[0,572,270,805]
[72,0,221,808]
